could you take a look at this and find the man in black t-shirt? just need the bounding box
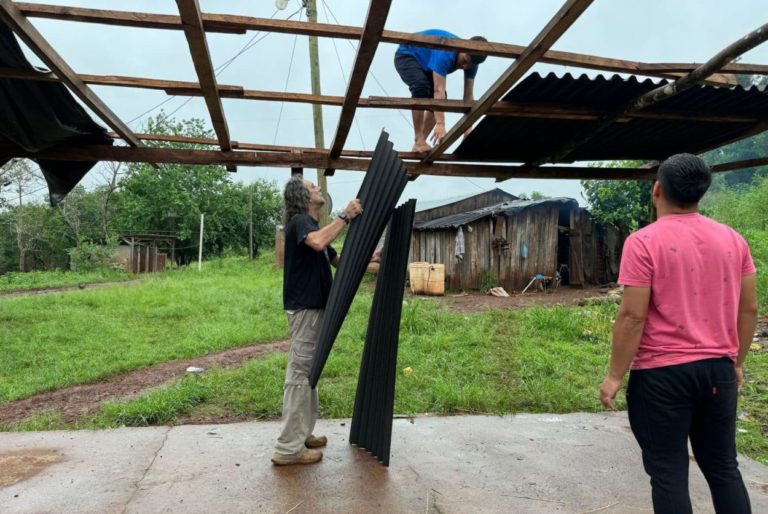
[272,174,362,466]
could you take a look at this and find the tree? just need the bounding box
[701,74,768,189]
[581,160,652,231]
[114,114,282,263]
[3,159,43,271]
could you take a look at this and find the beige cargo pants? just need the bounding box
[274,309,323,455]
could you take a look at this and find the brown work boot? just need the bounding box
[305,434,328,448]
[271,449,323,466]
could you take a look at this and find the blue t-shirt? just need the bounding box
[396,29,478,79]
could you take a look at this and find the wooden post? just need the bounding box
[649,179,658,223]
[305,0,329,226]
[198,213,204,272]
[248,185,254,260]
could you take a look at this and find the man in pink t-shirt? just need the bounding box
[599,154,757,514]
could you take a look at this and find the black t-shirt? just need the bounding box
[283,213,337,310]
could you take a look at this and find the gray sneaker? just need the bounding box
[271,449,323,466]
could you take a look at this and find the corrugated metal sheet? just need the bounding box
[414,197,578,230]
[454,72,768,163]
[350,199,416,467]
[414,188,518,223]
[309,131,408,388]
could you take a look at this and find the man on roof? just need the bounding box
[394,29,487,153]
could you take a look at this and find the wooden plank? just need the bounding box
[1,67,758,124]
[16,2,246,34]
[631,22,768,111]
[325,0,392,176]
[175,0,231,152]
[711,156,768,172]
[423,0,595,163]
[15,3,749,86]
[533,21,768,166]
[3,142,762,180]
[638,62,768,75]
[0,0,141,147]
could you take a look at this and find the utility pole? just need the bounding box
[304,0,330,226]
[248,185,254,260]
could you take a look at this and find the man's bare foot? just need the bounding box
[411,143,432,153]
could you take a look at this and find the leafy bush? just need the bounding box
[67,239,120,272]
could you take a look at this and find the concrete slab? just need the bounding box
[1,413,766,513]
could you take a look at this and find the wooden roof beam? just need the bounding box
[15,3,757,85]
[2,143,762,181]
[175,0,233,174]
[324,0,392,176]
[2,66,760,124]
[0,0,141,147]
[533,21,768,166]
[107,131,463,161]
[422,0,594,164]
[0,142,654,179]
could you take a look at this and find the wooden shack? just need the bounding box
[410,198,623,292]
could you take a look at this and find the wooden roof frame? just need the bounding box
[0,0,766,182]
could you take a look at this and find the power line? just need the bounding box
[321,0,366,150]
[320,0,412,129]
[273,11,303,144]
[126,6,302,128]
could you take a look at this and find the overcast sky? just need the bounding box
[12,0,768,208]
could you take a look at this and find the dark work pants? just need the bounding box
[627,357,751,514]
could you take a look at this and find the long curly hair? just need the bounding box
[283,174,309,225]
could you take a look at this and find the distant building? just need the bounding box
[411,194,624,291]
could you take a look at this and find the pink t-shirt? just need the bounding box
[619,213,756,370]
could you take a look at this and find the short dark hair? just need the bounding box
[657,153,712,207]
[469,36,487,66]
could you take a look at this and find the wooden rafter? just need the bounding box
[0,143,762,182]
[107,132,462,161]
[710,156,768,172]
[423,0,595,164]
[175,0,232,156]
[4,67,756,125]
[325,0,392,176]
[15,3,759,86]
[0,0,141,147]
[532,21,768,166]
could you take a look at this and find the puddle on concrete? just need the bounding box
[0,449,61,487]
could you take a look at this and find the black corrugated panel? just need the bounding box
[0,23,113,206]
[308,131,408,388]
[349,199,416,466]
[454,72,768,163]
[414,197,577,231]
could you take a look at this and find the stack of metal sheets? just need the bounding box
[349,199,416,466]
[308,131,408,388]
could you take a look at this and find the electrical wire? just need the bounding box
[321,0,366,150]
[272,11,303,144]
[126,6,303,128]
[320,0,412,129]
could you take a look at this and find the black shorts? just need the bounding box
[394,53,433,99]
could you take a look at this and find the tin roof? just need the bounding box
[453,73,768,163]
[414,197,578,231]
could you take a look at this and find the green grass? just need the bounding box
[0,268,132,292]
[2,256,766,465]
[0,255,286,403]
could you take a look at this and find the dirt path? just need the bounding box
[0,340,290,426]
[0,279,142,298]
[417,285,620,313]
